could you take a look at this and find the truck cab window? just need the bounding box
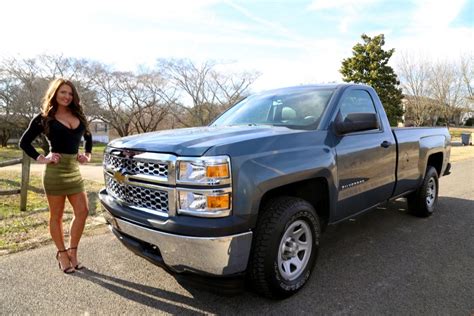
[212,88,334,129]
[339,89,377,120]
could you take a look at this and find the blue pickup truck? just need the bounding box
[99,84,451,299]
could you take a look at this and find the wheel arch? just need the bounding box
[426,152,443,176]
[258,177,330,227]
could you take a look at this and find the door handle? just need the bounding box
[381,141,391,148]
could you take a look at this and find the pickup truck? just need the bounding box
[99,84,451,299]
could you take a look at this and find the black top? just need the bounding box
[19,113,93,160]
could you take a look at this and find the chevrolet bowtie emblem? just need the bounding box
[113,171,126,183]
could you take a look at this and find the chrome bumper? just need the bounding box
[103,210,253,276]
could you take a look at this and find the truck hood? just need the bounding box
[108,125,302,156]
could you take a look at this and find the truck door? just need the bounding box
[334,89,396,220]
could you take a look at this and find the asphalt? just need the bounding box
[1,159,473,315]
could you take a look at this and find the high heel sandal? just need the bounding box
[67,247,84,270]
[56,249,75,274]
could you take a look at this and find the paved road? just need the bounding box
[1,159,473,315]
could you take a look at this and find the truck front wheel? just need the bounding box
[249,197,320,299]
[407,166,439,217]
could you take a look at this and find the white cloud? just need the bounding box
[225,0,303,41]
[390,0,472,63]
[390,27,473,66]
[307,0,381,33]
[410,0,467,30]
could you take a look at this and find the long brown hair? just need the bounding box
[41,78,91,135]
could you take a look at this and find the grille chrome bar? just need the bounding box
[104,171,176,217]
[104,151,175,185]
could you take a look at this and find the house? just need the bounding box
[89,119,109,143]
[401,95,444,127]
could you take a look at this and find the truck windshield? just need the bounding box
[211,88,335,129]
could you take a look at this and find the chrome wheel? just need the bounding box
[426,177,437,207]
[277,220,313,281]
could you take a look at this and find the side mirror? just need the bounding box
[335,112,379,134]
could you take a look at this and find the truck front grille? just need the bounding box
[104,154,168,178]
[105,174,169,215]
[103,150,176,216]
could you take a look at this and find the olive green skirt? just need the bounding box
[43,154,85,196]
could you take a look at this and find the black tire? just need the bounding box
[249,197,321,299]
[407,166,439,217]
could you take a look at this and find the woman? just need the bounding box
[19,78,92,274]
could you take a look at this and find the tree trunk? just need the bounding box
[0,129,10,147]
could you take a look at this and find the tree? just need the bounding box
[157,58,259,127]
[89,64,176,136]
[90,66,134,137]
[460,54,474,124]
[460,55,473,99]
[397,53,474,126]
[0,74,18,146]
[340,34,404,125]
[0,57,50,150]
[397,53,441,126]
[429,60,465,125]
[116,71,175,134]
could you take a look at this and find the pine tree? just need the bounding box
[340,34,404,126]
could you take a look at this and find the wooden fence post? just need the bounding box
[20,151,30,212]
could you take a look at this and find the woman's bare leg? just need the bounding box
[46,194,71,270]
[67,191,89,267]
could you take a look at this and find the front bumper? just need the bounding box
[101,203,253,276]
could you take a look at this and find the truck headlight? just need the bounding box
[178,189,231,217]
[177,156,231,185]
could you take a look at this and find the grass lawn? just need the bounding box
[0,146,23,162]
[89,143,106,165]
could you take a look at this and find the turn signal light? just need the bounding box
[207,194,230,209]
[206,164,229,178]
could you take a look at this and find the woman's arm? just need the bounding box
[84,132,93,154]
[19,114,44,160]
[77,132,93,164]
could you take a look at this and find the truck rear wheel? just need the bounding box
[407,166,439,217]
[249,197,320,299]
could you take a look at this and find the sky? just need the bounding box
[0,0,472,91]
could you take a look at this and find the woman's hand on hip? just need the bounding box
[77,152,91,164]
[39,152,61,164]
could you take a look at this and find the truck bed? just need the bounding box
[392,127,451,197]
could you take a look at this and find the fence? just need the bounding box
[0,152,30,211]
